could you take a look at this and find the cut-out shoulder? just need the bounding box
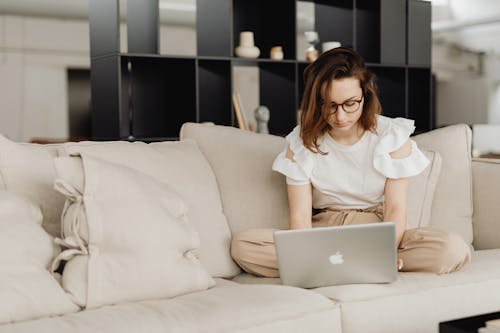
[389,139,412,159]
[285,145,296,162]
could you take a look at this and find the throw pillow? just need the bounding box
[53,154,215,309]
[0,135,64,237]
[413,124,473,244]
[0,191,78,324]
[57,139,239,278]
[407,149,442,229]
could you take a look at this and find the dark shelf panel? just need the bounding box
[408,68,432,132]
[356,0,381,63]
[197,0,232,57]
[198,59,232,126]
[408,0,431,66]
[259,62,297,135]
[369,66,406,119]
[315,0,354,49]
[122,56,197,138]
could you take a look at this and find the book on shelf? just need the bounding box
[232,92,248,130]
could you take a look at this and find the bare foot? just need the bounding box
[397,258,404,271]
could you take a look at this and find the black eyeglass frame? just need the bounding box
[325,96,364,114]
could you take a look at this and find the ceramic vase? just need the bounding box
[235,31,260,58]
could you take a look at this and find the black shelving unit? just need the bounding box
[89,0,432,140]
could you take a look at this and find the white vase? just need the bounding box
[235,31,260,58]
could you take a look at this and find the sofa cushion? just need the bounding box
[53,154,215,309]
[0,135,63,237]
[180,123,290,236]
[0,279,341,333]
[471,158,500,250]
[407,149,442,228]
[180,123,442,233]
[58,139,238,278]
[0,191,78,324]
[312,249,500,333]
[413,124,473,245]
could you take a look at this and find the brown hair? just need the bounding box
[299,47,382,154]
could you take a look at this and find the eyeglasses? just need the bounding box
[326,97,364,114]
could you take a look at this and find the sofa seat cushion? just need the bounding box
[313,249,500,333]
[0,279,341,333]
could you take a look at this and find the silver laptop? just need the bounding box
[273,222,398,288]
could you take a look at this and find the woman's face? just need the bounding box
[325,77,364,133]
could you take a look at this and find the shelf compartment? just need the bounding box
[369,66,406,119]
[197,0,231,57]
[356,0,380,63]
[298,61,311,109]
[122,56,197,138]
[233,0,296,60]
[315,0,354,49]
[259,62,297,136]
[198,60,232,126]
[408,68,432,132]
[91,56,124,140]
[408,0,431,66]
[356,0,406,65]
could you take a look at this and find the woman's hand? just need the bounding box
[398,258,404,271]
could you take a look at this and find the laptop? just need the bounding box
[273,222,398,288]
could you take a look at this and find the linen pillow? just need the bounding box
[53,154,215,309]
[0,135,64,237]
[57,139,239,278]
[0,190,78,324]
[406,149,442,229]
[413,124,473,244]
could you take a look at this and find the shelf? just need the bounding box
[408,68,432,132]
[315,0,354,49]
[356,0,380,63]
[408,0,431,66]
[259,62,297,135]
[121,56,197,138]
[89,0,432,141]
[198,59,232,126]
[233,0,296,60]
[369,66,406,119]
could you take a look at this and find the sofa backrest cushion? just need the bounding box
[180,123,442,233]
[0,190,78,323]
[413,124,473,245]
[53,154,215,309]
[58,139,239,278]
[407,149,442,229]
[0,135,64,237]
[180,123,291,235]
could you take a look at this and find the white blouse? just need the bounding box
[271,115,430,210]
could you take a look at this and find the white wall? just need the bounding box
[0,14,197,142]
[0,15,89,142]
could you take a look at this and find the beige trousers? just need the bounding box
[230,205,471,278]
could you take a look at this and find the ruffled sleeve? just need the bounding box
[272,126,315,185]
[373,117,430,179]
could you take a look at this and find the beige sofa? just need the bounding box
[1,122,499,333]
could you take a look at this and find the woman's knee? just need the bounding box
[435,231,471,273]
[230,228,277,261]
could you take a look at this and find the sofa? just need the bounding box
[0,121,499,333]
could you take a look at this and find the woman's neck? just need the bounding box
[329,123,364,146]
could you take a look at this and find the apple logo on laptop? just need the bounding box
[329,251,344,265]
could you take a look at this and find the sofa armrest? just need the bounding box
[472,158,500,250]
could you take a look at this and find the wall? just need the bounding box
[0,14,197,142]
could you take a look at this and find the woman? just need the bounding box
[231,47,471,278]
